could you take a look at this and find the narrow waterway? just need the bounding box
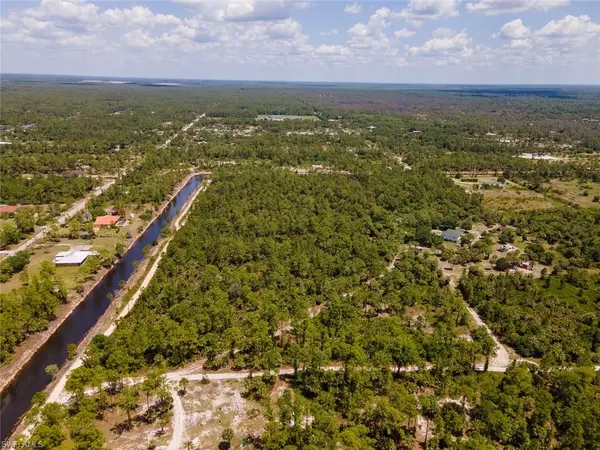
[0,175,204,439]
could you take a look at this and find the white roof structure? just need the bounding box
[54,250,99,265]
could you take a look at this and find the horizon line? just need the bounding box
[2,72,600,88]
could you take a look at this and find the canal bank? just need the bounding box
[0,174,206,439]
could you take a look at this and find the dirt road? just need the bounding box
[466,305,511,370]
[448,278,512,370]
[159,113,205,148]
[46,178,211,406]
[167,389,185,450]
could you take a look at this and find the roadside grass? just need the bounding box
[1,245,70,291]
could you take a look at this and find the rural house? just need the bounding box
[94,215,120,228]
[443,229,464,244]
[54,250,99,266]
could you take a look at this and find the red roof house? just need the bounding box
[94,215,120,227]
[0,205,18,214]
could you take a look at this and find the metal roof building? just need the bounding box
[442,229,464,243]
[54,250,99,266]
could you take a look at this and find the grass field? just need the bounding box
[546,179,600,208]
[483,188,561,213]
[537,277,599,313]
[0,225,136,292]
[0,218,16,229]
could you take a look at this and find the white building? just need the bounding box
[54,250,99,266]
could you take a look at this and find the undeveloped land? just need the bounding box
[483,188,560,213]
[546,179,600,207]
[181,380,267,449]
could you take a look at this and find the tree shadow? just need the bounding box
[218,442,231,450]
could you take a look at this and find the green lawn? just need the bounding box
[537,277,598,313]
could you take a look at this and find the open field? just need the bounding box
[483,187,561,213]
[546,179,600,207]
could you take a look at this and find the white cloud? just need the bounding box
[432,27,458,38]
[395,0,461,20]
[124,29,155,48]
[394,28,416,39]
[102,6,181,27]
[495,18,531,39]
[2,0,599,82]
[173,0,305,22]
[25,0,99,26]
[1,18,16,29]
[320,28,338,36]
[466,0,568,16]
[509,38,532,48]
[266,18,304,39]
[407,19,424,29]
[536,14,600,37]
[314,44,351,56]
[344,2,362,14]
[408,28,471,55]
[348,7,395,52]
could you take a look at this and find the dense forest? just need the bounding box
[259,364,600,449]
[508,209,600,268]
[80,167,482,373]
[460,269,600,365]
[0,174,97,205]
[2,80,600,448]
[0,263,67,363]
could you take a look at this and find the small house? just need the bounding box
[442,229,464,244]
[94,215,120,227]
[54,250,99,266]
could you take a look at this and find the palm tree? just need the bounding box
[118,386,139,428]
[179,377,189,395]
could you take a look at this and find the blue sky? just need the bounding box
[2,0,599,83]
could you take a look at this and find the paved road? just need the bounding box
[2,179,115,257]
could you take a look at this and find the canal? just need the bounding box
[0,174,204,439]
